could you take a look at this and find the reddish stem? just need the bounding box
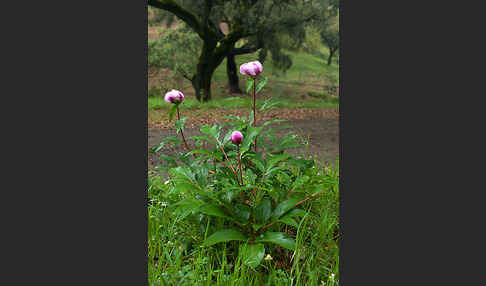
[295,190,326,206]
[253,78,257,152]
[253,78,256,126]
[237,145,244,186]
[217,142,242,187]
[176,105,191,152]
[256,221,275,235]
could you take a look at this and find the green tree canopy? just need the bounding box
[148,0,336,102]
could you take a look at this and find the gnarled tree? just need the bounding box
[148,0,334,102]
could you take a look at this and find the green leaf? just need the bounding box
[171,199,202,218]
[247,110,255,127]
[242,126,263,150]
[265,165,289,178]
[277,208,307,228]
[246,154,265,173]
[259,98,281,112]
[169,166,195,183]
[171,182,195,194]
[228,204,251,223]
[150,136,181,153]
[239,243,265,269]
[188,136,217,144]
[256,232,296,251]
[255,77,268,94]
[203,229,247,247]
[168,104,177,122]
[278,216,298,228]
[273,198,300,219]
[252,223,265,231]
[262,119,287,127]
[291,175,310,190]
[201,124,222,141]
[221,189,237,203]
[186,149,212,156]
[174,117,187,134]
[267,153,293,169]
[200,125,212,135]
[246,78,255,94]
[254,198,272,224]
[276,172,291,186]
[199,203,233,221]
[210,124,222,140]
[246,169,257,185]
[283,208,307,217]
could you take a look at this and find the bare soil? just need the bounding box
[148,109,339,171]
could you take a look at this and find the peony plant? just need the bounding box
[151,61,327,269]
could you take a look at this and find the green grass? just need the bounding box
[148,158,339,286]
[213,49,339,86]
[148,94,338,111]
[149,48,339,111]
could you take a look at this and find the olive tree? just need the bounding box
[148,0,334,102]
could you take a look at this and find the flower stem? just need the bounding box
[176,105,191,152]
[217,141,241,187]
[237,145,243,186]
[253,78,257,152]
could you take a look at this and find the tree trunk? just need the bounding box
[328,49,335,66]
[192,40,218,102]
[192,70,214,102]
[226,54,242,94]
[192,36,239,102]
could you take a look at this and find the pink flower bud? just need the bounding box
[239,61,263,78]
[164,89,184,104]
[231,131,243,145]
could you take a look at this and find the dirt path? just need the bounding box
[148,116,339,170]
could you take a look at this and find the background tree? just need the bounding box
[148,21,201,92]
[320,29,339,65]
[148,0,334,102]
[319,1,339,65]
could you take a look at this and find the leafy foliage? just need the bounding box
[148,22,201,79]
[151,111,335,268]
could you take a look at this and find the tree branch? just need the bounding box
[176,67,193,82]
[148,0,204,38]
[230,43,262,55]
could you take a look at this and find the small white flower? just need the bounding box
[161,202,168,207]
[164,180,170,185]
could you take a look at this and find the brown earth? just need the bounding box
[148,108,339,171]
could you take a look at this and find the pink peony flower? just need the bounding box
[239,61,263,78]
[164,89,184,104]
[230,131,243,145]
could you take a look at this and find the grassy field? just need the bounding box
[148,48,339,112]
[148,160,339,286]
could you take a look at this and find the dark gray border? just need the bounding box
[2,1,148,284]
